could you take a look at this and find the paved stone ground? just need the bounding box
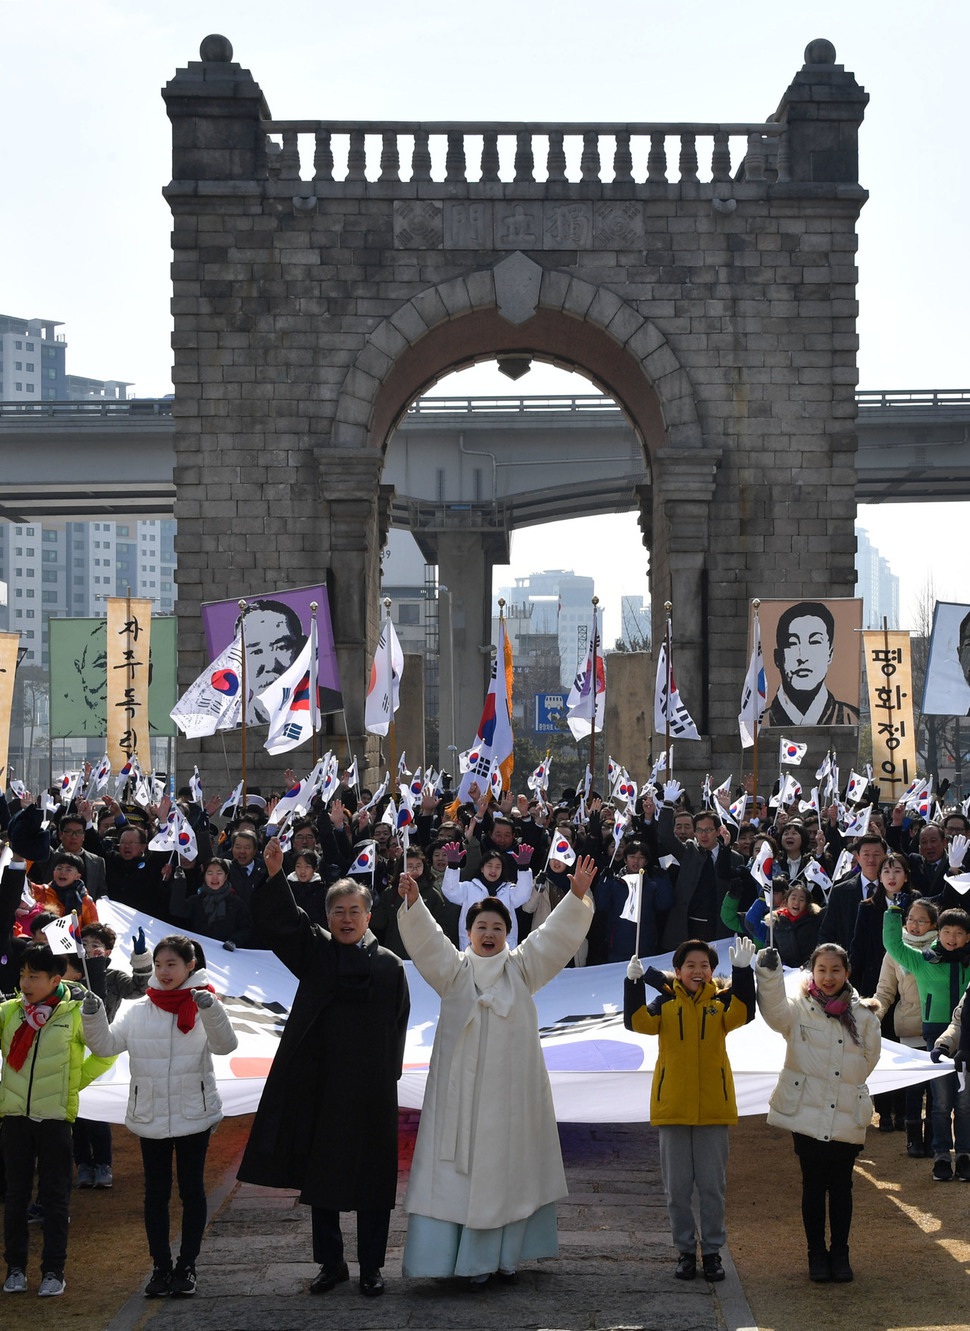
[106,1113,753,1331]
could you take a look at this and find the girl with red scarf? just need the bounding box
[81,934,237,1299]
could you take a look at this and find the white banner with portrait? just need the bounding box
[922,601,970,716]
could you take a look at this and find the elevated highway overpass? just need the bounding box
[0,389,966,525]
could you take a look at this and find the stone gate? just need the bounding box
[163,34,867,785]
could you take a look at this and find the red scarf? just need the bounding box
[7,984,66,1072]
[147,984,214,1033]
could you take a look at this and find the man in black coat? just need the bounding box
[818,835,887,949]
[657,786,744,949]
[238,839,409,1298]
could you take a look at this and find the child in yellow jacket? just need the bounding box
[624,936,756,1282]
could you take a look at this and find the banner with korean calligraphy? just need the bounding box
[863,630,916,799]
[106,598,152,768]
[0,632,20,775]
[49,617,177,739]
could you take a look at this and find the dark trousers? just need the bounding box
[139,1130,211,1267]
[794,1134,859,1253]
[2,1115,73,1276]
[310,1207,391,1275]
[73,1118,112,1167]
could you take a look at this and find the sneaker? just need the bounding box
[144,1265,172,1297]
[956,1153,970,1181]
[674,1252,697,1280]
[26,1203,44,1224]
[933,1156,954,1181]
[38,1272,66,1297]
[94,1164,113,1189]
[3,1269,27,1294]
[702,1253,725,1282]
[76,1165,95,1189]
[170,1260,196,1297]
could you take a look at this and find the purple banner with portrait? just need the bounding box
[201,584,342,722]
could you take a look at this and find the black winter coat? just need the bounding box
[237,871,409,1211]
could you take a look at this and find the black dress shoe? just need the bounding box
[359,1271,384,1297]
[309,1262,349,1294]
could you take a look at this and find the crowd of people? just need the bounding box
[1,757,969,1296]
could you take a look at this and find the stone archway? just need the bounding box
[332,267,715,753]
[163,35,867,786]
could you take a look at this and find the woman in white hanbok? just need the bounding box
[397,855,596,1284]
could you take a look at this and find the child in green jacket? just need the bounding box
[883,906,970,1181]
[1,943,113,1297]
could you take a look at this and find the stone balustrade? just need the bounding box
[263,121,785,186]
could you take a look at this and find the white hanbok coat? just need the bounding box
[398,889,592,1230]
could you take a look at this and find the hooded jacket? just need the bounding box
[623,964,755,1126]
[0,988,113,1121]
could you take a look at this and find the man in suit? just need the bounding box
[658,784,744,949]
[818,835,886,949]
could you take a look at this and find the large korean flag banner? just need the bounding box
[79,903,948,1126]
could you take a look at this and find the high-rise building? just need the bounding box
[0,519,177,666]
[497,570,597,687]
[0,316,66,401]
[855,526,900,630]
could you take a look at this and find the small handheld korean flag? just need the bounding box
[804,859,834,900]
[845,770,868,806]
[42,914,80,957]
[549,834,576,868]
[751,840,774,894]
[350,841,377,877]
[619,873,642,924]
[779,737,807,767]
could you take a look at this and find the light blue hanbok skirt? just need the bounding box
[403,1201,559,1278]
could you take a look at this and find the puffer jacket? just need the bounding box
[82,967,237,1139]
[0,988,114,1121]
[624,967,755,1126]
[755,960,881,1144]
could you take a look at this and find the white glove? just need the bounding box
[627,955,644,981]
[729,936,756,969]
[662,780,684,805]
[950,834,970,869]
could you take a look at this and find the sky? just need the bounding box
[3,0,968,644]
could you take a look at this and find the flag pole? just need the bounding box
[751,599,760,827]
[663,601,672,779]
[384,598,396,784]
[589,597,599,785]
[310,601,319,769]
[498,598,509,797]
[634,866,644,960]
[238,600,248,810]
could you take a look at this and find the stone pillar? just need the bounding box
[162,35,269,182]
[324,457,392,782]
[396,653,426,774]
[649,448,720,776]
[774,39,869,184]
[604,653,651,784]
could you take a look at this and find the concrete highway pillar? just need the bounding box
[418,527,509,770]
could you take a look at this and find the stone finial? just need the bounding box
[200,34,233,62]
[804,38,836,66]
